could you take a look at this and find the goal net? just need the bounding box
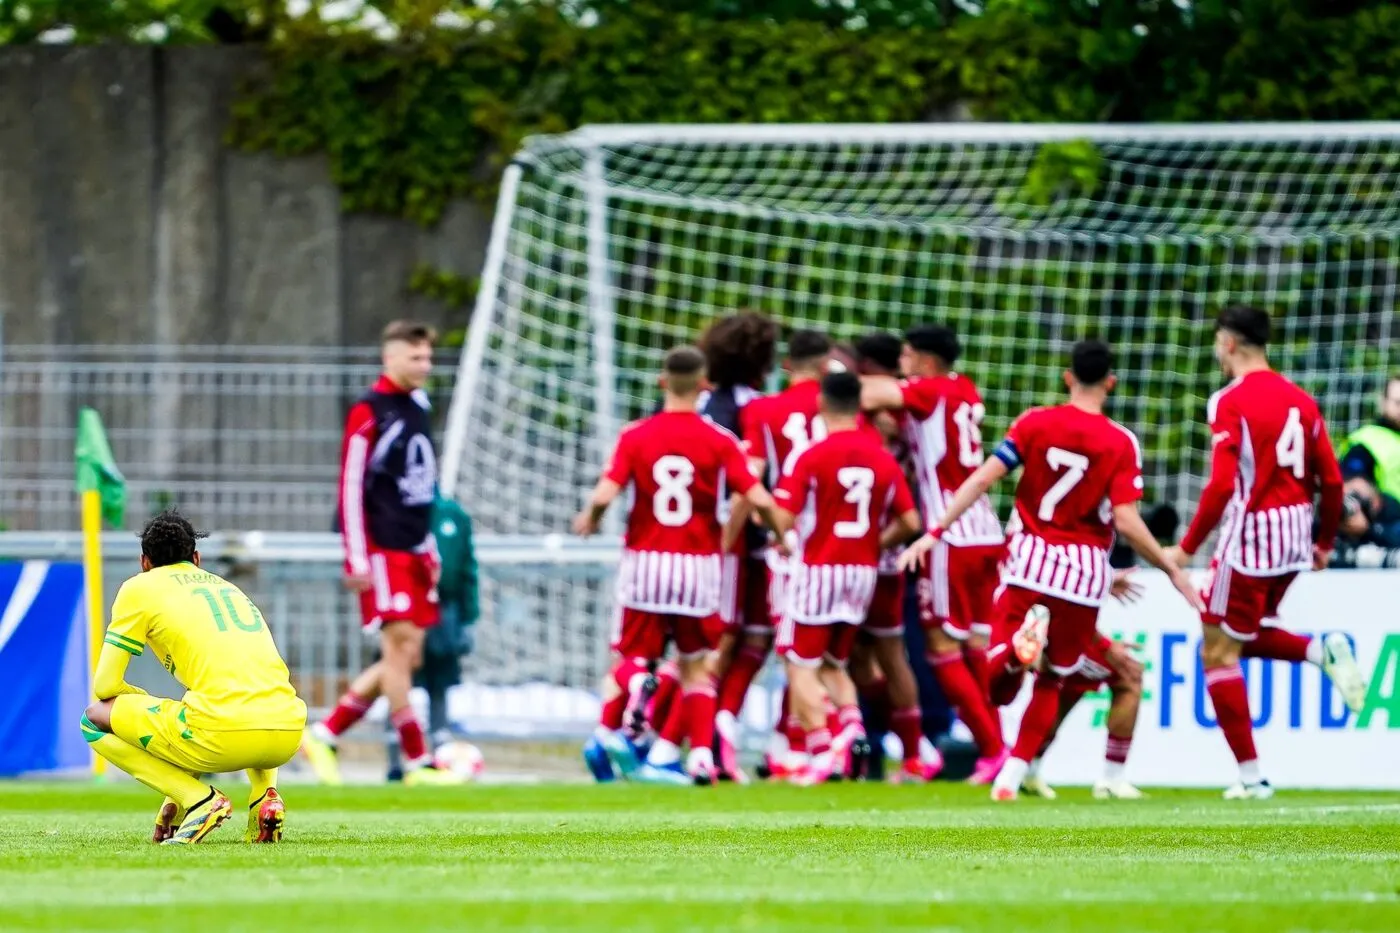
[442,123,1400,714]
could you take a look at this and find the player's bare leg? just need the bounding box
[1092,682,1144,799]
[819,662,868,778]
[1201,627,1272,798]
[787,658,836,784]
[376,622,455,786]
[302,662,383,785]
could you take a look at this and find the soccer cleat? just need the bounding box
[1014,605,1051,667]
[246,788,286,843]
[990,784,1019,802]
[892,755,944,784]
[1223,779,1274,800]
[1321,633,1368,714]
[1092,780,1145,800]
[161,790,233,846]
[152,799,183,844]
[967,747,1011,786]
[598,729,641,781]
[686,747,717,786]
[636,762,694,786]
[716,731,750,785]
[1021,774,1058,799]
[846,737,874,781]
[298,728,343,786]
[403,764,467,786]
[791,754,840,787]
[582,737,616,783]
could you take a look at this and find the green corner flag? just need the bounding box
[75,407,126,527]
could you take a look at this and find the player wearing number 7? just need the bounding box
[899,340,1202,801]
[80,510,307,844]
[1164,305,1366,800]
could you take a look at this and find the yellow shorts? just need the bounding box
[110,696,302,774]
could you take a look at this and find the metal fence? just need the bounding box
[0,531,620,739]
[0,345,395,533]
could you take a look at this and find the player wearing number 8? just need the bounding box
[80,510,307,844]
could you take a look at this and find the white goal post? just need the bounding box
[438,122,1400,739]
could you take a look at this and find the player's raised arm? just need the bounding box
[1174,393,1243,563]
[859,373,905,412]
[898,456,1008,572]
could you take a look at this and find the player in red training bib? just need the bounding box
[574,345,782,786]
[860,324,1010,783]
[772,372,922,785]
[900,340,1201,801]
[1164,305,1366,800]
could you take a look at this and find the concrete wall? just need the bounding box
[0,45,489,350]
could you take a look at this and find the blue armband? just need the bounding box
[993,438,1022,470]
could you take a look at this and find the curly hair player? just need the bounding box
[80,510,307,845]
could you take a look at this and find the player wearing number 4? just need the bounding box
[575,346,785,785]
[1164,305,1367,800]
[900,340,1203,802]
[81,511,307,844]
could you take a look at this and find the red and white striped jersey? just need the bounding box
[774,429,916,623]
[1180,370,1344,576]
[992,404,1144,607]
[603,410,759,615]
[741,380,822,486]
[900,374,1003,547]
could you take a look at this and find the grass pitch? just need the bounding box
[2,781,1397,932]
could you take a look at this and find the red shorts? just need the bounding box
[611,607,719,662]
[1064,638,1126,692]
[359,549,439,630]
[990,583,1101,676]
[777,620,860,668]
[919,542,1001,639]
[863,574,906,637]
[1202,562,1298,641]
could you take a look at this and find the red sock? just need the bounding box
[322,691,372,738]
[1205,664,1257,764]
[1243,627,1311,664]
[963,642,990,692]
[930,650,1005,756]
[985,643,1025,707]
[836,703,864,737]
[891,706,923,762]
[659,684,688,746]
[684,678,718,754]
[391,706,428,764]
[718,646,767,716]
[1105,732,1132,765]
[648,668,681,728]
[600,658,647,729]
[806,727,832,757]
[1010,675,1062,761]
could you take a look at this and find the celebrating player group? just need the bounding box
[575,304,1371,800]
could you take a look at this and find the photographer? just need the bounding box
[1329,477,1400,569]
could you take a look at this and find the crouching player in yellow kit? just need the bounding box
[79,511,308,845]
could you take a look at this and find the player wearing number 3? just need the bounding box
[1165,305,1366,799]
[575,346,784,784]
[899,340,1202,801]
[80,511,307,844]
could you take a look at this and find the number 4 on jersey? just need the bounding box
[1276,406,1305,479]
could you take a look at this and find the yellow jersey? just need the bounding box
[105,562,306,731]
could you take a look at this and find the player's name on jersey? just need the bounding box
[166,570,222,586]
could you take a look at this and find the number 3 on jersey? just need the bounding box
[653,455,695,526]
[834,467,875,539]
[1038,447,1088,521]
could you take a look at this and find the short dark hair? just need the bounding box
[700,311,778,388]
[1070,340,1114,386]
[1216,304,1270,349]
[664,344,706,377]
[787,329,831,366]
[821,371,862,414]
[904,324,960,366]
[140,509,208,568]
[381,320,437,346]
[855,333,902,375]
